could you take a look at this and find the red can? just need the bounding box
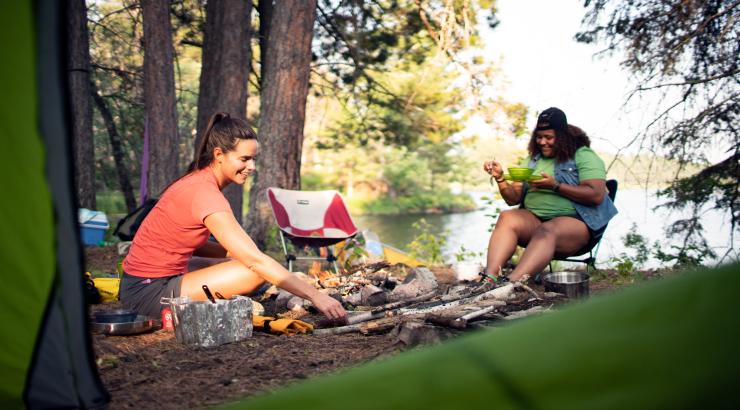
[161,306,173,331]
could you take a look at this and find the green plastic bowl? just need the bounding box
[508,167,534,180]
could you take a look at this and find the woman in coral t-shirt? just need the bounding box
[120,112,347,322]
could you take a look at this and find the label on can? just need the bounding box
[161,306,173,331]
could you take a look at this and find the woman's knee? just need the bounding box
[496,209,523,229]
[531,223,556,241]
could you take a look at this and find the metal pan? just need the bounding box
[91,315,161,336]
[543,271,589,299]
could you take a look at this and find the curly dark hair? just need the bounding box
[527,124,591,162]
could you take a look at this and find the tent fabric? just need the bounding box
[0,2,56,406]
[0,0,108,408]
[226,262,740,409]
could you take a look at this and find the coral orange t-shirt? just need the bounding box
[123,167,231,278]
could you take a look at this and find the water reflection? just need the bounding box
[352,189,738,268]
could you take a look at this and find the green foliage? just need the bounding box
[339,237,369,272]
[356,192,476,215]
[96,191,130,215]
[300,171,328,191]
[479,194,502,232]
[263,224,285,254]
[454,245,483,262]
[609,223,718,281]
[88,1,205,195]
[407,219,447,266]
[653,244,716,271]
[608,224,655,281]
[578,0,739,257]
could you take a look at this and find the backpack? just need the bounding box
[113,198,158,241]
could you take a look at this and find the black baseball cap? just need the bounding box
[536,107,567,131]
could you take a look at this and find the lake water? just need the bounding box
[353,188,739,269]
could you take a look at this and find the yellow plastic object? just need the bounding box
[383,244,424,267]
[92,278,120,303]
[253,315,314,335]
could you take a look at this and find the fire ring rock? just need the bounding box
[388,267,438,302]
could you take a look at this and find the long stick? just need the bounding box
[323,290,438,328]
[459,304,499,321]
[426,304,500,330]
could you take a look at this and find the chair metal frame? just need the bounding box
[549,179,618,273]
[277,231,350,274]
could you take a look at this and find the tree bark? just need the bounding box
[66,0,96,209]
[142,0,179,197]
[246,0,318,247]
[92,85,137,213]
[195,0,252,223]
[258,0,274,87]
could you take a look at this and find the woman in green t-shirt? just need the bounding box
[481,107,616,282]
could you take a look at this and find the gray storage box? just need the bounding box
[168,295,253,347]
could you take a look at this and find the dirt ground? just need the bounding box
[84,245,636,409]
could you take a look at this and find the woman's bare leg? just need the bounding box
[485,209,541,276]
[180,260,265,301]
[508,216,590,281]
[187,256,231,272]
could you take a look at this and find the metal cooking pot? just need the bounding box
[543,272,589,299]
[94,309,138,323]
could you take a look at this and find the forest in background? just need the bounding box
[74,0,737,263]
[86,0,529,222]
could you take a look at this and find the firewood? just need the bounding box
[360,284,388,306]
[359,318,398,335]
[391,321,448,347]
[398,299,506,316]
[519,283,541,299]
[388,267,438,301]
[501,305,547,320]
[313,324,364,336]
[366,290,437,313]
[313,317,400,336]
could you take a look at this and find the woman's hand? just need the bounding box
[311,292,348,323]
[528,172,557,190]
[483,160,504,181]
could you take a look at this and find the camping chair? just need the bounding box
[266,188,359,273]
[548,179,618,273]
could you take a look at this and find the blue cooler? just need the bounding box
[78,208,109,246]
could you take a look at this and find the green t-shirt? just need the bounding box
[520,146,606,220]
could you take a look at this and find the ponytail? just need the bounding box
[189,112,257,173]
[190,112,230,172]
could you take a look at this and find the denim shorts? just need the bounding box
[119,272,183,318]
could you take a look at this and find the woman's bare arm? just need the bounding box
[203,211,347,321]
[483,159,524,205]
[192,240,227,258]
[496,180,524,205]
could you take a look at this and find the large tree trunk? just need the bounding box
[92,85,137,213]
[142,0,179,198]
[195,0,252,224]
[66,0,95,209]
[246,0,318,247]
[257,0,274,87]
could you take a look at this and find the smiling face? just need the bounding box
[535,129,557,158]
[213,139,259,187]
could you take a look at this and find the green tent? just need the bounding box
[0,0,108,408]
[230,263,740,409]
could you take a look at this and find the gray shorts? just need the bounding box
[119,272,183,318]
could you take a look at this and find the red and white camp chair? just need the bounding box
[266,188,359,272]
